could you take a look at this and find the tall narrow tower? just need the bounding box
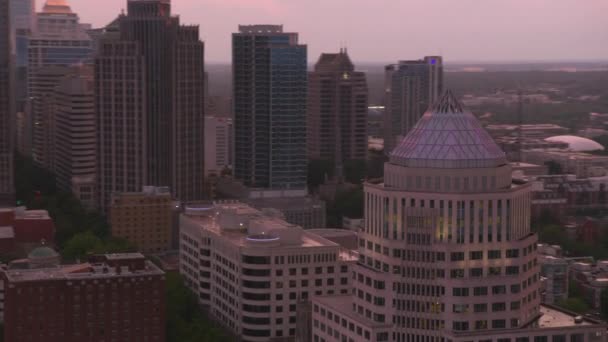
[384,56,443,154]
[96,0,205,210]
[307,50,368,170]
[232,25,307,190]
[0,0,15,206]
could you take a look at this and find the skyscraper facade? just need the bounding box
[28,0,92,167]
[96,0,206,210]
[52,67,96,208]
[307,50,368,168]
[0,0,15,206]
[383,56,443,154]
[312,92,608,342]
[232,25,307,190]
[10,0,36,113]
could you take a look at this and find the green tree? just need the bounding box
[307,159,334,190]
[556,298,590,314]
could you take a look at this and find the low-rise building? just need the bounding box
[2,253,165,342]
[109,186,175,253]
[540,254,569,304]
[179,202,356,342]
[0,207,55,248]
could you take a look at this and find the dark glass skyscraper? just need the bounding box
[96,0,205,210]
[232,25,307,190]
[0,0,15,206]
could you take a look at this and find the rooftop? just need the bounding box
[314,295,393,329]
[538,305,594,327]
[545,135,605,152]
[390,91,507,169]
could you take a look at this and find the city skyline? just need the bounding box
[42,0,608,63]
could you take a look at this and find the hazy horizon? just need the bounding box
[49,0,608,63]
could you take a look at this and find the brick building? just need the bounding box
[2,253,165,342]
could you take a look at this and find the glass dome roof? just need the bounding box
[545,135,605,152]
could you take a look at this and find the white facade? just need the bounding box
[204,116,233,177]
[179,202,356,342]
[312,92,608,342]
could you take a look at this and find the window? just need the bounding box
[511,284,521,294]
[451,252,465,261]
[510,301,521,310]
[492,320,506,329]
[492,285,507,295]
[453,288,469,296]
[506,266,519,275]
[506,249,519,258]
[453,321,469,331]
[488,267,501,276]
[453,304,469,313]
[470,251,483,260]
[492,302,506,312]
[475,320,487,330]
[474,303,487,313]
[451,269,465,278]
[488,250,501,259]
[470,268,483,277]
[473,287,488,296]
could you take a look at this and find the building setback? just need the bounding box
[96,0,205,210]
[312,91,608,341]
[180,202,356,341]
[0,0,15,206]
[2,253,166,342]
[383,56,443,154]
[232,25,307,190]
[307,49,368,167]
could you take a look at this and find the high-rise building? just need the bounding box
[96,0,206,210]
[204,116,233,177]
[2,253,166,342]
[0,0,15,206]
[383,56,443,154]
[27,0,92,167]
[311,91,608,341]
[52,66,96,208]
[10,0,35,113]
[307,49,368,169]
[232,25,307,190]
[179,202,356,341]
[109,186,174,254]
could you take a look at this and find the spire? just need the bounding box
[389,90,507,169]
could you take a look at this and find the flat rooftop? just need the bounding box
[4,259,164,283]
[539,305,596,328]
[314,295,392,329]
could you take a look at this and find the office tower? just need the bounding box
[179,202,356,341]
[28,0,92,167]
[96,0,206,210]
[109,186,174,253]
[0,0,15,206]
[311,92,608,341]
[52,67,96,208]
[2,253,165,342]
[232,25,307,190]
[204,116,233,177]
[10,0,35,113]
[383,56,443,154]
[307,49,368,170]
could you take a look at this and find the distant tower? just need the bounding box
[0,0,16,206]
[95,0,206,210]
[232,25,307,190]
[28,0,92,168]
[307,49,368,174]
[384,56,443,154]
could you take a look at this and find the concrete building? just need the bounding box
[2,253,165,342]
[232,25,307,190]
[96,0,206,210]
[0,0,15,206]
[179,202,356,341]
[486,124,570,140]
[52,67,96,208]
[307,50,368,167]
[522,150,608,179]
[109,186,174,254]
[0,207,55,245]
[204,116,233,177]
[216,179,327,229]
[383,56,443,154]
[28,0,92,168]
[311,91,608,342]
[570,261,608,310]
[539,254,569,304]
[10,0,35,114]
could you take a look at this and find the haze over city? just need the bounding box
[54,0,608,62]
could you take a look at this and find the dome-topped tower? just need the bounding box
[42,0,73,14]
[390,90,507,169]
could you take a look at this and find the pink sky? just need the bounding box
[56,0,607,62]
